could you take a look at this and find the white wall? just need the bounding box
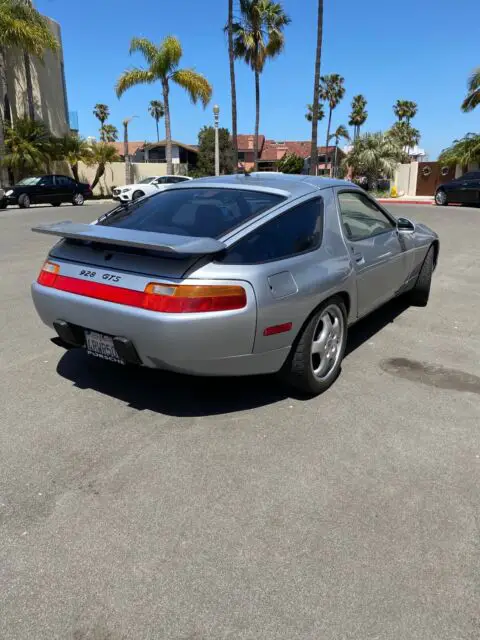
[393,163,418,196]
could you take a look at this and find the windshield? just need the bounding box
[99,188,286,238]
[138,177,157,184]
[16,177,42,186]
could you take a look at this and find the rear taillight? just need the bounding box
[37,265,247,313]
[144,283,247,313]
[37,260,59,286]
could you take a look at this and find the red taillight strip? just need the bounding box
[37,273,247,313]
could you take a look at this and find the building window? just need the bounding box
[238,151,246,161]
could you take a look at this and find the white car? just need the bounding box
[112,175,192,203]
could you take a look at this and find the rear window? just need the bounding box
[99,188,285,238]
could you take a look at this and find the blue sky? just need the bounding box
[37,0,479,159]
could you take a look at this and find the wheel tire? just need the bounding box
[132,190,145,201]
[435,189,448,206]
[18,193,30,208]
[72,193,84,206]
[0,197,7,210]
[281,296,348,396]
[409,246,434,307]
[51,202,61,207]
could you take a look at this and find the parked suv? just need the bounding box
[1,175,92,209]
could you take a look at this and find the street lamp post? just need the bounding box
[213,104,220,176]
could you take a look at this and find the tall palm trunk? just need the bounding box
[309,0,323,176]
[325,106,332,175]
[0,48,8,185]
[155,118,159,142]
[228,0,238,171]
[162,79,173,175]
[333,141,338,178]
[71,162,79,182]
[254,69,260,172]
[123,120,131,185]
[24,53,35,120]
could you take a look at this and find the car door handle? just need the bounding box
[352,251,365,265]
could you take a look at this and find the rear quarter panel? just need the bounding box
[191,187,357,354]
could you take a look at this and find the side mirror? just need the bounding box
[397,217,415,232]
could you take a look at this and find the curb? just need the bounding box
[377,199,434,205]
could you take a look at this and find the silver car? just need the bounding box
[31,174,439,396]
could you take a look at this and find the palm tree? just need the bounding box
[388,121,420,151]
[85,142,120,191]
[232,0,291,170]
[56,133,92,181]
[102,124,118,143]
[148,100,164,142]
[0,0,59,181]
[309,0,323,176]
[319,74,345,175]
[227,0,238,170]
[328,124,350,177]
[345,132,405,190]
[123,116,137,185]
[348,94,367,141]
[305,102,324,123]
[93,103,110,141]
[393,99,417,124]
[116,36,212,175]
[438,133,480,167]
[461,67,480,112]
[1,116,53,179]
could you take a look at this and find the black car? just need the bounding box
[0,175,93,209]
[435,171,480,206]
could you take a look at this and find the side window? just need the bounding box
[338,191,394,241]
[220,198,323,264]
[56,176,73,186]
[39,176,53,186]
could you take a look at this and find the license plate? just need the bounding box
[85,330,124,364]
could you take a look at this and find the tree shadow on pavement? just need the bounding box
[56,297,410,417]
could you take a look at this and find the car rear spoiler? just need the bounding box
[32,221,226,255]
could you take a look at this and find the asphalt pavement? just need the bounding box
[0,200,479,639]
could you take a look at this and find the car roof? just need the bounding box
[182,173,356,198]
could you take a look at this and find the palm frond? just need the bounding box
[461,68,480,112]
[171,69,212,107]
[129,37,159,65]
[154,35,182,76]
[0,0,59,57]
[115,68,156,97]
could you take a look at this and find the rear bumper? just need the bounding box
[31,282,288,376]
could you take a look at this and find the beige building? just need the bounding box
[3,14,70,137]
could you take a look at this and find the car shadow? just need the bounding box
[55,298,411,417]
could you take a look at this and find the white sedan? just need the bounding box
[112,175,192,203]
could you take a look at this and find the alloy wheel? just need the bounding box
[310,304,345,380]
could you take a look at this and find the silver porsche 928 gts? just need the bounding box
[31,174,438,396]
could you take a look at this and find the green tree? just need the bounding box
[328,124,350,177]
[232,0,291,170]
[116,35,212,175]
[0,0,59,180]
[438,133,480,167]
[461,67,480,113]
[348,94,367,141]
[148,99,164,142]
[85,142,120,191]
[305,102,324,123]
[345,132,406,190]
[393,99,417,124]
[93,103,110,141]
[102,124,118,143]
[1,116,53,178]
[387,121,420,151]
[56,133,92,182]
[309,0,323,175]
[196,125,235,176]
[319,74,345,175]
[277,151,304,174]
[227,0,238,170]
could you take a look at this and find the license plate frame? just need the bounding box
[84,330,125,365]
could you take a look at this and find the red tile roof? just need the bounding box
[236,134,265,152]
[112,141,145,157]
[259,140,337,161]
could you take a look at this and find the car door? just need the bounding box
[55,175,76,202]
[336,190,408,318]
[34,176,55,203]
[461,172,480,204]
